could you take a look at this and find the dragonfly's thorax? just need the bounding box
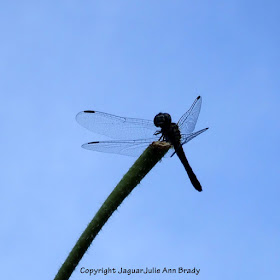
[154,113,181,146]
[162,123,181,145]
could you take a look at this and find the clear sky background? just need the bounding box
[1,1,279,280]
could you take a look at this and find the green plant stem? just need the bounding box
[54,141,170,280]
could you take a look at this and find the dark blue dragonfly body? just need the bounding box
[76,96,208,191]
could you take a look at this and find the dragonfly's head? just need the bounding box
[154,113,171,128]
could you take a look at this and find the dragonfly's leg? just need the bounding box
[170,150,176,157]
[154,130,161,136]
[154,130,164,141]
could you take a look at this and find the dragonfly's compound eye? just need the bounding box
[154,113,172,128]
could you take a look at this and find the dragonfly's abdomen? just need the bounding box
[176,145,203,192]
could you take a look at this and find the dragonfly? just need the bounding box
[76,96,208,192]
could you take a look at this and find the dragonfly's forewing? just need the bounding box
[76,111,157,140]
[81,138,158,157]
[177,96,202,135]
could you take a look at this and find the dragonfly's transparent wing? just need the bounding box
[180,128,208,146]
[80,128,209,158]
[81,138,159,157]
[76,110,157,140]
[177,96,202,135]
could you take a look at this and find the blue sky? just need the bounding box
[1,1,279,280]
